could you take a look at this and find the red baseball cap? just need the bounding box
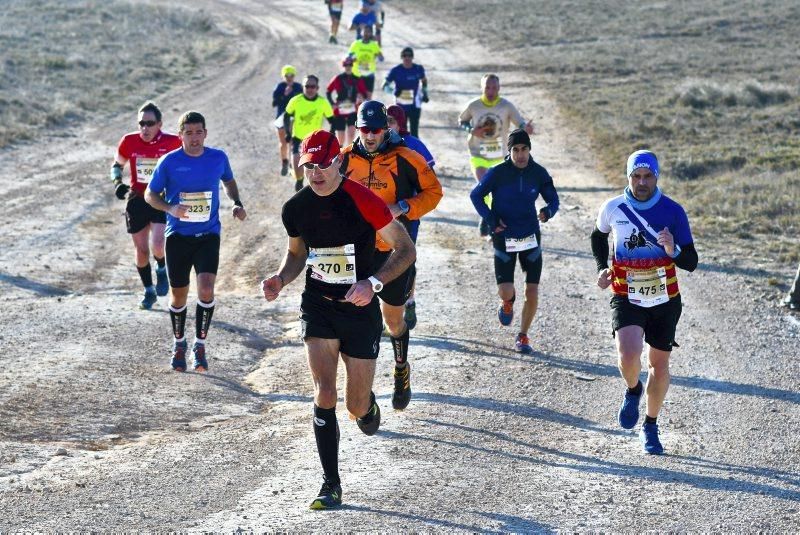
[298,130,341,166]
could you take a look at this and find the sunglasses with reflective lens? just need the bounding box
[139,120,157,127]
[303,157,337,171]
[359,127,383,134]
[305,84,318,89]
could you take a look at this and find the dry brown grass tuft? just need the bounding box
[404,0,800,264]
[0,0,228,148]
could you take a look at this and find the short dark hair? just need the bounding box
[178,111,206,131]
[139,101,162,122]
[304,74,319,86]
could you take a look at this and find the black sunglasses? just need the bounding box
[139,120,157,127]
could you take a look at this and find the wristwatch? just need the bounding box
[367,276,383,293]
[398,199,410,215]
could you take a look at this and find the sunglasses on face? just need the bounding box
[401,54,413,58]
[303,157,337,171]
[359,127,383,134]
[305,84,318,89]
[139,120,157,127]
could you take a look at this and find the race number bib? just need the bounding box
[308,244,357,285]
[179,191,212,222]
[338,100,355,114]
[626,267,668,308]
[505,234,538,253]
[135,157,159,184]
[396,89,415,105]
[359,62,371,73]
[330,0,343,12]
[480,139,504,160]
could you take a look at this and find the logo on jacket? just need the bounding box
[624,230,651,251]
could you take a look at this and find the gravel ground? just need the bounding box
[0,0,798,531]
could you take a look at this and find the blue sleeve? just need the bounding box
[385,65,397,83]
[221,152,234,182]
[470,168,497,226]
[540,177,559,219]
[418,65,426,80]
[416,142,435,168]
[673,204,694,246]
[271,83,283,107]
[149,155,168,194]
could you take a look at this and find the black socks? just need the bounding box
[196,300,215,340]
[627,381,643,396]
[313,405,340,485]
[169,304,187,340]
[137,264,153,288]
[390,328,410,366]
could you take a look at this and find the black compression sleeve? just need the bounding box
[590,227,610,273]
[673,243,698,272]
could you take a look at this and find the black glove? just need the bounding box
[115,182,130,200]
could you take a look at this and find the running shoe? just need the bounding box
[192,343,208,372]
[139,287,157,310]
[497,300,513,326]
[155,266,169,297]
[309,479,342,510]
[392,364,411,410]
[618,382,643,429]
[404,301,417,330]
[280,158,289,177]
[514,333,532,354]
[639,422,664,455]
[294,179,304,192]
[328,35,338,45]
[356,391,381,436]
[171,340,188,372]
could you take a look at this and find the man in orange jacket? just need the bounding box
[340,100,443,411]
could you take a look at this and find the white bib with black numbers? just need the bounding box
[396,89,415,105]
[308,244,357,285]
[505,234,538,253]
[180,191,212,222]
[479,139,504,160]
[135,157,159,184]
[338,100,356,114]
[626,267,668,308]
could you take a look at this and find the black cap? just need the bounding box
[401,46,414,57]
[356,100,388,129]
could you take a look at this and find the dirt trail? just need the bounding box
[1,0,798,531]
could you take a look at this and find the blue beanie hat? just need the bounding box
[626,150,659,178]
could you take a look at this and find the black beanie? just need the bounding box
[507,128,531,150]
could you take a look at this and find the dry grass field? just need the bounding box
[403,0,799,262]
[0,0,227,147]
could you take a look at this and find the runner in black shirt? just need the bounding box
[261,129,415,510]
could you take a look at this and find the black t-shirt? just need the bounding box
[282,178,393,299]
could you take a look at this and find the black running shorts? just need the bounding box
[492,232,543,285]
[165,233,221,288]
[300,290,382,359]
[291,137,302,154]
[611,294,683,352]
[362,74,375,94]
[330,113,357,131]
[125,194,166,234]
[373,250,415,306]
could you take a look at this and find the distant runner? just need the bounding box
[325,0,343,44]
[459,73,534,238]
[383,47,428,137]
[470,129,559,354]
[284,75,335,191]
[326,56,368,146]
[110,101,181,310]
[591,150,698,455]
[784,263,799,311]
[348,26,383,98]
[271,65,303,177]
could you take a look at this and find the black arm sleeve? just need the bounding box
[673,243,698,272]
[590,227,610,273]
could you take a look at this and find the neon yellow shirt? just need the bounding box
[348,39,382,77]
[285,94,334,140]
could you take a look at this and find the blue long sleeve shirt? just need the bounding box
[470,156,559,238]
